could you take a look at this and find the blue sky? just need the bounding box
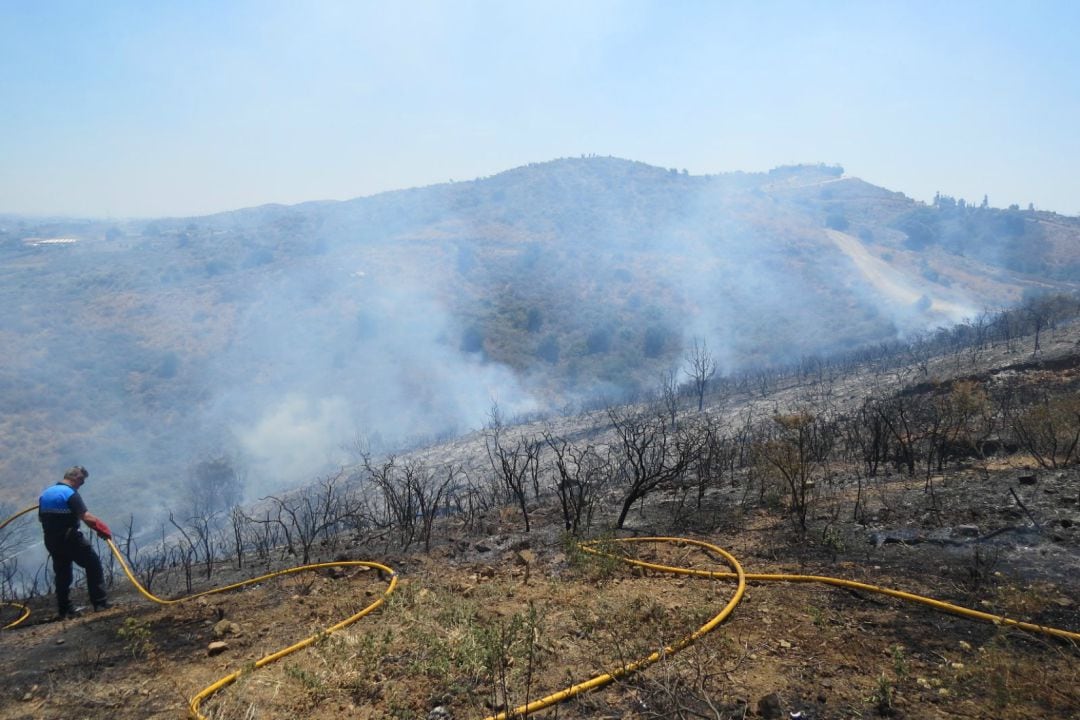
[2,1,1077,218]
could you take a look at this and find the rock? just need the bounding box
[207,641,229,656]
[213,620,240,638]
[427,706,452,720]
[1018,475,1037,485]
[779,639,792,649]
[757,692,783,719]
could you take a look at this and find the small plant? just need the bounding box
[560,530,585,563]
[116,617,154,659]
[822,524,845,559]
[869,670,893,714]
[478,602,544,716]
[892,645,909,679]
[285,665,328,705]
[567,533,624,581]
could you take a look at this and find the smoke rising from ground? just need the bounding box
[210,260,540,497]
[2,158,1064,547]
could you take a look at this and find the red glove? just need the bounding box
[86,518,112,540]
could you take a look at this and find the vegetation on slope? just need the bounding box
[1,157,1079,517]
[2,301,1079,719]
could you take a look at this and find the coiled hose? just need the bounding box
[0,505,399,718]
[3,507,1078,719]
[482,536,1080,720]
[104,538,399,718]
[0,505,38,629]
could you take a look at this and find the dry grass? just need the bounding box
[1,525,1077,720]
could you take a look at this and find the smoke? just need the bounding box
[208,252,540,497]
[0,159,1015,538]
[554,166,987,380]
[234,394,352,493]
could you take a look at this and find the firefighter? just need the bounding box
[38,466,112,618]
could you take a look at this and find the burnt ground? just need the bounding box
[2,328,1080,719]
[1,458,1077,720]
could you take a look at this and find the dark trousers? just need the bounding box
[44,529,108,612]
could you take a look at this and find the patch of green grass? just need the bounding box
[116,617,155,659]
[565,532,625,581]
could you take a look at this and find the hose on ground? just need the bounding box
[485,535,1080,720]
[3,507,1079,719]
[103,535,399,718]
[0,506,399,718]
[1,505,39,629]
[481,537,747,720]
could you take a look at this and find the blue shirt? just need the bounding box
[39,483,87,535]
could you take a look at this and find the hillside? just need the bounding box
[1,311,1078,719]
[1,157,1079,519]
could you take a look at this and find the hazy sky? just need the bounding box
[2,1,1077,218]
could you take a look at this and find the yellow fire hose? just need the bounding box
[3,507,1079,720]
[0,505,38,630]
[1,506,399,718]
[484,536,1080,720]
[481,537,748,720]
[102,538,400,718]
